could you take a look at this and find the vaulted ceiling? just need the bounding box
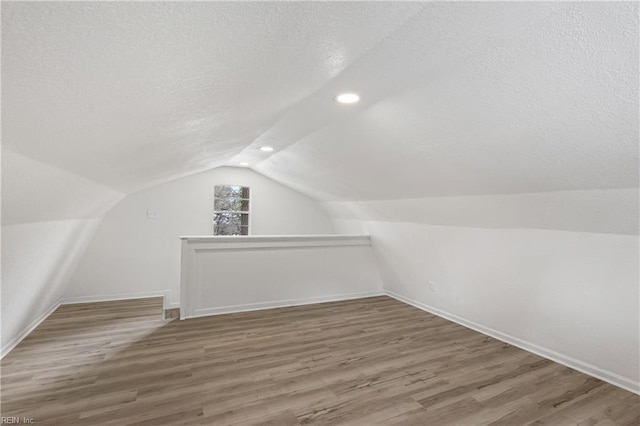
[3,1,638,201]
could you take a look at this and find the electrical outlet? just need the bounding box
[147,209,160,220]
[428,280,436,292]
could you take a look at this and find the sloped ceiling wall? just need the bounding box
[2,1,423,193]
[2,150,123,226]
[4,1,636,207]
[255,2,638,204]
[2,1,638,383]
[1,150,123,354]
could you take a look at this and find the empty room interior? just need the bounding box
[1,1,639,425]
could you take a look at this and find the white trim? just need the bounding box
[384,289,640,395]
[187,290,385,319]
[213,184,251,236]
[2,291,179,359]
[1,299,62,359]
[178,235,371,252]
[179,235,377,319]
[61,290,177,310]
[178,234,368,240]
[2,290,380,357]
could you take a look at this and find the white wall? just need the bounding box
[180,236,383,318]
[325,190,640,393]
[66,167,336,307]
[1,150,124,355]
[324,188,639,236]
[1,219,102,356]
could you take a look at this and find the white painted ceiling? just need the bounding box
[3,1,638,200]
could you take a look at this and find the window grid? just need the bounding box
[213,185,250,236]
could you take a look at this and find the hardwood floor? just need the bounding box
[1,296,638,425]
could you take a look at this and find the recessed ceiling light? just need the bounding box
[260,146,274,152]
[335,93,360,104]
[239,162,250,167]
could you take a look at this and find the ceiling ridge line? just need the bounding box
[232,4,431,167]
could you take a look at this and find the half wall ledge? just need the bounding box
[178,235,384,320]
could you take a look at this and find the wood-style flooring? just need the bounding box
[1,296,638,425]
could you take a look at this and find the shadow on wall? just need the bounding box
[1,218,103,354]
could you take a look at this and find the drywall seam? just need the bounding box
[188,290,385,319]
[385,289,640,395]
[0,298,62,359]
[61,290,179,310]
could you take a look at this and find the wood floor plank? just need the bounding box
[1,296,638,425]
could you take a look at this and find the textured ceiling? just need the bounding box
[3,1,638,200]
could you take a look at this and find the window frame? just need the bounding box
[213,185,251,236]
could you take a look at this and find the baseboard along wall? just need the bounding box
[188,290,386,319]
[1,290,178,359]
[61,290,179,310]
[1,300,62,359]
[384,289,640,396]
[4,288,638,396]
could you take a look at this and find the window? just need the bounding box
[213,185,250,235]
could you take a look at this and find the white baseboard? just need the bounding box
[188,290,385,319]
[2,291,179,359]
[1,299,62,359]
[10,288,634,395]
[61,290,177,310]
[384,289,640,395]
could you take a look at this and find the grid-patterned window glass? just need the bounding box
[213,185,250,235]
